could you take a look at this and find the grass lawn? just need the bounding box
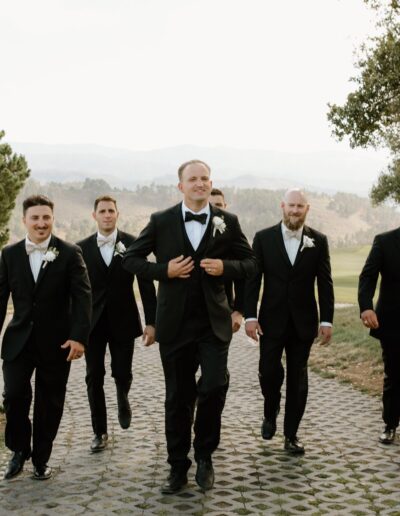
[309,305,383,396]
[311,245,384,396]
[331,245,371,304]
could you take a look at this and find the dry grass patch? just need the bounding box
[309,306,383,396]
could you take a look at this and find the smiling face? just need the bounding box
[23,205,54,243]
[92,200,119,235]
[281,190,309,230]
[178,162,212,211]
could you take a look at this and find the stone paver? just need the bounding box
[1,327,400,515]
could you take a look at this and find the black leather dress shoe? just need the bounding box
[3,451,28,480]
[284,436,305,454]
[117,388,132,430]
[32,464,52,480]
[261,418,277,440]
[379,427,396,444]
[90,434,108,453]
[161,466,188,494]
[195,459,214,491]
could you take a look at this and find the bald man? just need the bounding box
[245,189,334,453]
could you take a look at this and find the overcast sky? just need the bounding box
[1,0,384,157]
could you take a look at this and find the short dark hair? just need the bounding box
[23,195,54,215]
[94,195,118,211]
[211,188,224,199]
[178,160,211,181]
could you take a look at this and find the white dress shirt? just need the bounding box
[25,235,51,282]
[281,222,302,265]
[97,228,117,266]
[181,202,210,251]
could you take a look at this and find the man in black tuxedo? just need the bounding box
[77,195,156,452]
[123,160,257,493]
[245,189,334,454]
[0,195,91,480]
[358,229,400,445]
[209,188,243,330]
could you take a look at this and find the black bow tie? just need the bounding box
[184,211,208,225]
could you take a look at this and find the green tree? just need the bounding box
[0,131,30,248]
[327,0,400,204]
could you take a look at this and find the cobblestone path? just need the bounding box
[1,328,399,515]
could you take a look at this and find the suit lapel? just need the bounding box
[108,229,122,273]
[92,234,109,273]
[19,240,35,290]
[394,228,400,254]
[274,224,292,268]
[293,226,311,268]
[203,204,219,255]
[171,203,186,254]
[35,235,56,290]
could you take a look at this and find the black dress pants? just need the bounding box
[85,311,134,435]
[160,316,230,467]
[259,321,313,439]
[380,338,400,428]
[2,335,70,465]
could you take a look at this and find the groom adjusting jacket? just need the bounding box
[123,160,257,494]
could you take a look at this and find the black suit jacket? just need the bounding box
[358,228,400,339]
[77,230,156,341]
[0,235,92,362]
[122,203,257,343]
[245,223,334,341]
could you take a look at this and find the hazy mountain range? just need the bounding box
[10,142,388,196]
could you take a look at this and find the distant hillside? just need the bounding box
[7,178,400,248]
[10,142,388,196]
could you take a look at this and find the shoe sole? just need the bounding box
[3,468,24,480]
[161,481,188,494]
[261,433,275,440]
[90,447,106,453]
[195,477,214,491]
[32,474,52,480]
[284,448,305,455]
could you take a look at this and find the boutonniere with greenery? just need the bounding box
[42,247,59,268]
[300,235,315,252]
[114,241,126,257]
[212,216,227,237]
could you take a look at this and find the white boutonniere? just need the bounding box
[42,247,59,268]
[212,216,227,237]
[114,241,126,257]
[301,235,315,252]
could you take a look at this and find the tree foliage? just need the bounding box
[0,131,30,248]
[327,0,400,204]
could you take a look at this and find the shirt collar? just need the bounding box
[281,222,304,236]
[25,234,52,249]
[181,201,210,219]
[97,228,118,242]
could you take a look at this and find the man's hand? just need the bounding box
[61,340,85,361]
[142,325,156,346]
[245,320,263,342]
[361,309,379,329]
[200,258,224,276]
[167,255,194,279]
[318,326,332,346]
[231,311,243,333]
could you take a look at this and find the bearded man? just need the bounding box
[245,189,334,453]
